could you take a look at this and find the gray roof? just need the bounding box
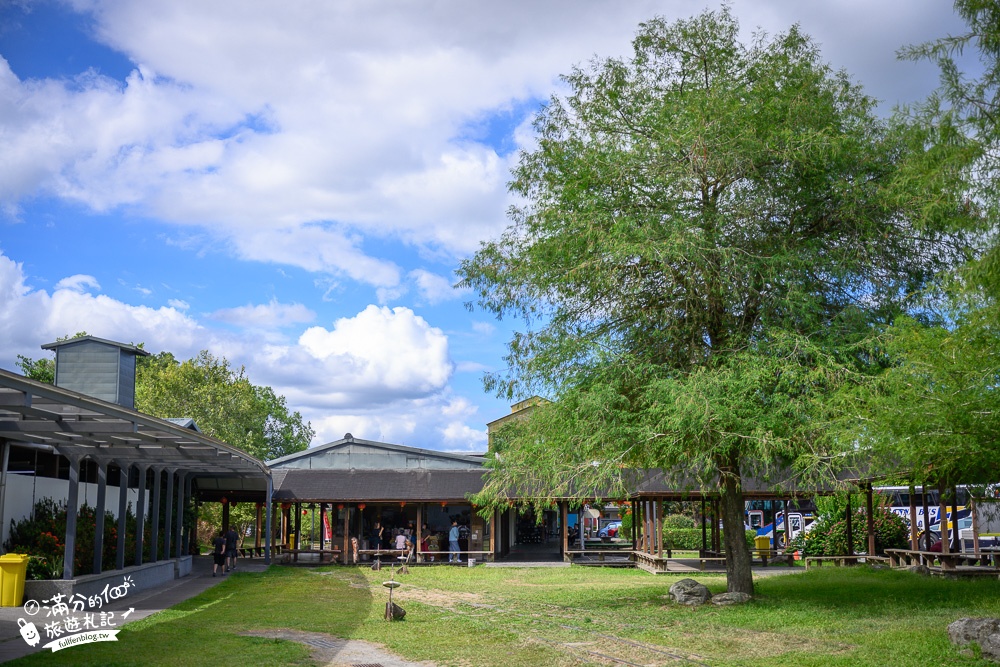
[271,467,487,502]
[41,335,150,356]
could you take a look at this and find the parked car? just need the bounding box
[599,522,621,538]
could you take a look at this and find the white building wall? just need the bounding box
[1,473,146,547]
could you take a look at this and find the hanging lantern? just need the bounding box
[358,503,366,511]
[337,504,344,511]
[231,501,238,508]
[220,496,228,506]
[281,502,291,510]
[302,509,308,516]
[440,501,447,508]
[400,501,406,508]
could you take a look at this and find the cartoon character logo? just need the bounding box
[18,618,40,647]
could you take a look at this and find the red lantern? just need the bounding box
[337,504,344,511]
[440,501,447,508]
[302,509,308,516]
[220,496,228,505]
[281,502,291,510]
[400,501,406,508]
[358,503,366,511]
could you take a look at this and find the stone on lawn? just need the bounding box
[668,578,712,606]
[711,592,752,606]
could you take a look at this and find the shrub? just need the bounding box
[789,506,908,556]
[4,497,138,578]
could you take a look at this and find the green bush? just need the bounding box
[788,506,908,556]
[4,497,139,578]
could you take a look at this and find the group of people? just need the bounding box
[212,526,239,576]
[368,519,468,563]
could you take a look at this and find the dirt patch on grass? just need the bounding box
[244,629,437,667]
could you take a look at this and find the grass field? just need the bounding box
[11,564,1000,666]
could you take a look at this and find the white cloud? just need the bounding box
[409,269,463,305]
[54,274,100,293]
[297,304,452,400]
[210,298,315,329]
[167,298,189,310]
[0,249,492,451]
[471,321,495,336]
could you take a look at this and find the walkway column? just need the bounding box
[175,472,186,558]
[908,483,918,550]
[939,481,950,555]
[951,485,960,552]
[163,469,174,560]
[700,497,707,554]
[116,463,130,570]
[866,483,875,556]
[93,460,108,574]
[150,467,162,562]
[255,503,263,551]
[655,499,663,558]
[183,475,193,555]
[63,455,81,580]
[134,464,148,566]
[922,485,932,550]
[264,474,273,565]
[845,492,853,558]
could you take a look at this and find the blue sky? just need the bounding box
[0,0,968,452]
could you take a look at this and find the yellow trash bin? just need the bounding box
[0,554,30,607]
[754,535,771,552]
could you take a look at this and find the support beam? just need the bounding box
[116,464,129,570]
[264,475,273,565]
[134,464,147,566]
[908,483,918,550]
[866,483,875,556]
[175,472,185,559]
[922,486,932,551]
[150,467,162,562]
[845,492,854,558]
[939,481,950,555]
[163,469,174,561]
[93,461,107,574]
[63,456,81,580]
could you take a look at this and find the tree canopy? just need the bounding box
[459,8,973,593]
[136,350,313,462]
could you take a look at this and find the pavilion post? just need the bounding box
[951,485,960,552]
[319,504,326,551]
[908,483,918,550]
[938,481,950,555]
[163,469,174,561]
[294,503,301,561]
[713,499,721,552]
[255,502,262,551]
[972,497,981,555]
[93,460,107,574]
[175,472,186,559]
[922,485,931,550]
[866,483,875,557]
[150,467,162,562]
[845,492,853,559]
[701,497,707,555]
[342,506,349,563]
[135,464,148,566]
[560,502,568,561]
[63,454,81,580]
[116,463,129,570]
[416,504,423,563]
[184,475,193,555]
[656,499,664,558]
[264,475,273,565]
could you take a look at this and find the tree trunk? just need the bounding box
[720,467,754,594]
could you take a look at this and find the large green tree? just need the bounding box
[136,351,313,461]
[901,0,1000,295]
[459,8,971,593]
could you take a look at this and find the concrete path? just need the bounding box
[0,555,268,663]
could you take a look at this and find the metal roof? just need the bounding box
[0,368,268,476]
[271,468,487,502]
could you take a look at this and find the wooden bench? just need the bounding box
[285,548,342,563]
[886,548,1000,572]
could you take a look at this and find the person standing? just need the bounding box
[449,520,461,563]
[225,525,239,572]
[212,529,227,577]
[370,520,385,551]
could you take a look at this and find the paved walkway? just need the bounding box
[0,555,269,663]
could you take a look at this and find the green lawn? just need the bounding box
[11,564,1000,666]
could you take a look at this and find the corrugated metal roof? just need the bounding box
[272,468,488,502]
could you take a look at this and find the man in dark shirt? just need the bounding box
[225,526,239,572]
[212,530,226,577]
